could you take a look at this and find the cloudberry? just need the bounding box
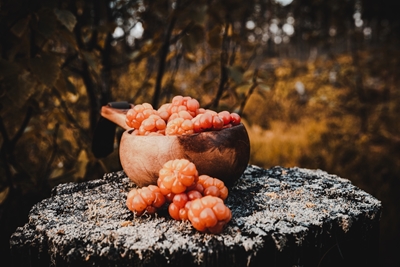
[197,175,228,200]
[168,110,193,122]
[126,185,166,216]
[187,196,232,234]
[137,114,166,135]
[186,182,204,194]
[192,110,225,132]
[126,103,156,129]
[157,159,199,195]
[157,103,171,121]
[218,111,231,125]
[230,112,241,125]
[165,117,194,135]
[168,95,200,117]
[168,190,202,221]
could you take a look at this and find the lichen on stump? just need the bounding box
[10,166,381,267]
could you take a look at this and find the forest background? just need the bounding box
[1,0,399,266]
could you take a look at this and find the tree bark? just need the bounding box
[10,166,381,267]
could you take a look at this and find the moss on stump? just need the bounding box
[10,166,381,267]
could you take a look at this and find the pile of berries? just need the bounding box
[125,95,241,136]
[126,158,232,234]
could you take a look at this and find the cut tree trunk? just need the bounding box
[10,166,381,267]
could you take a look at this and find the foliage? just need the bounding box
[0,0,285,199]
[244,50,400,266]
[1,0,400,266]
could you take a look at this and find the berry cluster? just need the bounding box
[125,95,241,136]
[126,185,165,216]
[126,158,232,234]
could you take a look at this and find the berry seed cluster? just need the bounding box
[125,95,241,136]
[126,158,232,234]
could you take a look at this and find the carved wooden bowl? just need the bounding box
[101,105,250,187]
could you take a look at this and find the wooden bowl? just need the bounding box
[119,124,250,187]
[100,105,250,187]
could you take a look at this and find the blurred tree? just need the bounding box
[1,0,400,266]
[0,2,281,263]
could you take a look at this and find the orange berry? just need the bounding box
[197,175,228,200]
[137,114,166,135]
[168,190,202,221]
[187,196,231,233]
[212,115,224,130]
[218,111,231,125]
[157,159,198,195]
[186,98,200,113]
[187,183,204,194]
[126,185,166,216]
[165,117,194,135]
[199,113,213,129]
[230,112,241,125]
[126,103,156,129]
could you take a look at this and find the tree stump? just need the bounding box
[10,166,381,267]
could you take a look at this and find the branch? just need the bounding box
[238,68,259,116]
[170,21,195,44]
[152,10,178,108]
[212,22,230,109]
[244,45,260,71]
[9,106,33,151]
[51,87,91,146]
[0,116,10,145]
[43,123,60,179]
[0,107,33,186]
[61,53,79,69]
[162,50,183,98]
[131,69,152,103]
[0,116,12,186]
[71,4,100,133]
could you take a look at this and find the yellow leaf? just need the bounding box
[75,150,89,180]
[0,187,10,205]
[184,52,196,62]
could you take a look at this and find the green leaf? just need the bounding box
[10,17,31,38]
[30,53,61,87]
[54,8,77,32]
[226,65,244,84]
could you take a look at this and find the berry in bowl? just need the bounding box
[97,96,250,188]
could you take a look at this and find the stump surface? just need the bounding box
[10,166,381,267]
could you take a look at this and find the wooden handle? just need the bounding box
[101,103,133,130]
[92,102,133,158]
